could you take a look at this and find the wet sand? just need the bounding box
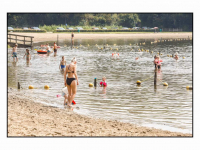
[8,88,192,137]
[12,32,192,43]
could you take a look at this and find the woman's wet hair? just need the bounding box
[71,57,76,63]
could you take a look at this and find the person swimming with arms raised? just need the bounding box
[64,57,79,108]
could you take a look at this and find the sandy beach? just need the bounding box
[8,88,192,137]
[12,32,192,43]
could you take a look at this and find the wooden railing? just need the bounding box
[7,33,34,49]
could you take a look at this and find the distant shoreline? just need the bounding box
[11,32,192,43]
[8,88,192,137]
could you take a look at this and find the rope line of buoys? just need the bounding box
[157,78,168,86]
[136,74,154,85]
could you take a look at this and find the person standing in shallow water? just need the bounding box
[53,42,57,56]
[64,57,79,108]
[12,44,18,62]
[71,32,74,40]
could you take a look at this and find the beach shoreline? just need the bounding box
[11,32,193,43]
[8,88,192,137]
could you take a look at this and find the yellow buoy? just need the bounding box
[163,82,168,86]
[106,44,108,46]
[167,55,169,57]
[29,85,34,89]
[116,48,118,50]
[110,48,112,50]
[89,83,93,87]
[160,53,163,55]
[183,57,185,59]
[101,48,103,50]
[151,51,153,53]
[186,86,192,90]
[136,80,141,85]
[157,52,159,54]
[140,43,141,45]
[170,55,172,57]
[88,44,90,46]
[44,85,49,89]
[130,44,132,46]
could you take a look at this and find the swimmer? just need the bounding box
[100,76,107,87]
[53,42,58,55]
[59,56,66,71]
[12,44,18,62]
[174,52,179,60]
[23,49,31,62]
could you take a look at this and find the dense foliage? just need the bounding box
[8,13,192,31]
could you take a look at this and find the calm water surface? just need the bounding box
[8,38,192,134]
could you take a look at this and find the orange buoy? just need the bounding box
[117,53,119,56]
[37,50,47,54]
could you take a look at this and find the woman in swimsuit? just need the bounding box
[23,49,31,62]
[64,57,79,107]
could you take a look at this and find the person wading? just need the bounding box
[64,57,79,108]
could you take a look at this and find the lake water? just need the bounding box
[8,38,193,134]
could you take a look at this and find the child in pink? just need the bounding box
[100,76,107,87]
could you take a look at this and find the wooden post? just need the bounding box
[10,35,11,42]
[24,37,25,45]
[94,78,97,87]
[31,37,33,50]
[71,37,72,50]
[57,34,59,46]
[154,70,157,89]
[18,82,20,89]
[15,35,17,44]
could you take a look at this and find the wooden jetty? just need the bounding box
[7,33,34,49]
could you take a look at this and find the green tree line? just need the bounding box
[8,13,192,31]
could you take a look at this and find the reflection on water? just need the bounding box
[8,38,192,134]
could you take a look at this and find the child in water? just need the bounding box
[62,87,76,105]
[174,52,179,60]
[23,49,31,61]
[46,43,51,54]
[59,56,66,71]
[100,76,107,87]
[154,55,158,68]
[156,56,162,69]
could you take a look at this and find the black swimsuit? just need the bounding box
[66,65,76,85]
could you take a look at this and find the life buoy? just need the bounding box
[37,50,47,54]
